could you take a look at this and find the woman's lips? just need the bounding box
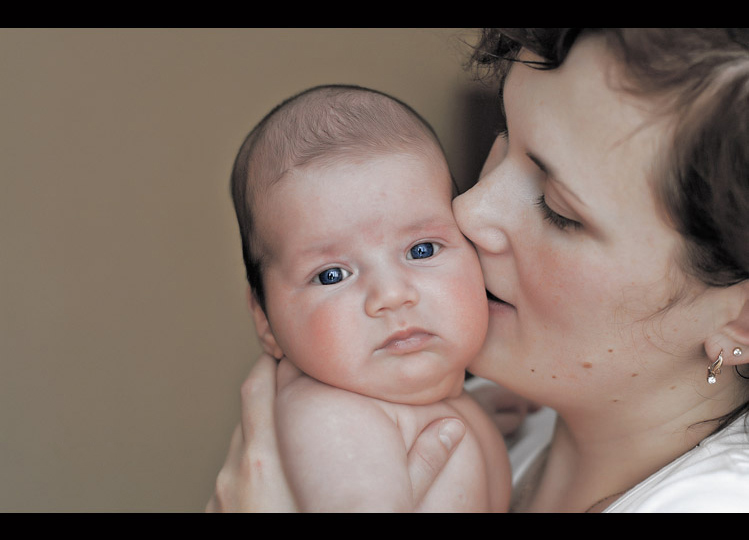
[378,328,433,354]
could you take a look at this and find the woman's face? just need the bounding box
[453,35,717,414]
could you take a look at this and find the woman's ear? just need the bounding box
[247,287,284,360]
[705,283,749,368]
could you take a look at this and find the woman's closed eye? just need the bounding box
[313,267,351,285]
[535,195,582,231]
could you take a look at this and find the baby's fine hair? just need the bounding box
[230,84,447,312]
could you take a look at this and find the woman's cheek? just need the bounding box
[525,246,613,329]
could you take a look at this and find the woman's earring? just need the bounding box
[707,350,724,384]
[733,347,743,358]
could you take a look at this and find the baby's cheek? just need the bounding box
[436,269,489,355]
[453,258,489,343]
[305,307,343,357]
[289,302,354,381]
[458,283,489,343]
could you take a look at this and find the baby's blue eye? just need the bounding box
[409,242,435,260]
[315,267,350,285]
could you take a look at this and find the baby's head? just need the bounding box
[231,85,453,313]
[231,85,488,404]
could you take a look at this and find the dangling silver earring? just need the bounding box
[707,350,724,384]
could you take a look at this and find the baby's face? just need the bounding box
[255,152,488,404]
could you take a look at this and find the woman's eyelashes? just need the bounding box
[535,195,582,231]
[499,125,581,232]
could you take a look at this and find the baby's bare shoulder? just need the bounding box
[276,375,398,434]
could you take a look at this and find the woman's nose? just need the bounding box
[453,132,516,255]
[453,178,511,255]
[364,272,419,317]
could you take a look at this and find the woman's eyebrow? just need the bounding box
[526,150,554,178]
[526,151,588,208]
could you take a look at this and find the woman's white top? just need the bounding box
[466,377,749,512]
[606,412,749,512]
[509,408,749,512]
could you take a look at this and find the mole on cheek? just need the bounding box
[582,362,593,369]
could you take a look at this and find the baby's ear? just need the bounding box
[247,287,284,360]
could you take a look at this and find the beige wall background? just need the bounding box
[0,28,500,512]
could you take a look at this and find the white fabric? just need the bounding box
[606,413,749,512]
[465,377,749,512]
[506,407,556,486]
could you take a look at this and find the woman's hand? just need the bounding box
[206,354,297,512]
[206,354,467,512]
[408,417,466,505]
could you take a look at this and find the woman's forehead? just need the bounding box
[505,35,673,224]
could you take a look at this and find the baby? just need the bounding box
[229,84,510,512]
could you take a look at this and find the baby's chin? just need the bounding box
[372,370,466,406]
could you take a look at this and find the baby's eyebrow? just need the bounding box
[400,214,458,236]
[293,214,458,263]
[296,241,341,259]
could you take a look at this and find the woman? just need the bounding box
[208,28,749,512]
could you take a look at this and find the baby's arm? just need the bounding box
[445,391,512,512]
[275,378,417,512]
